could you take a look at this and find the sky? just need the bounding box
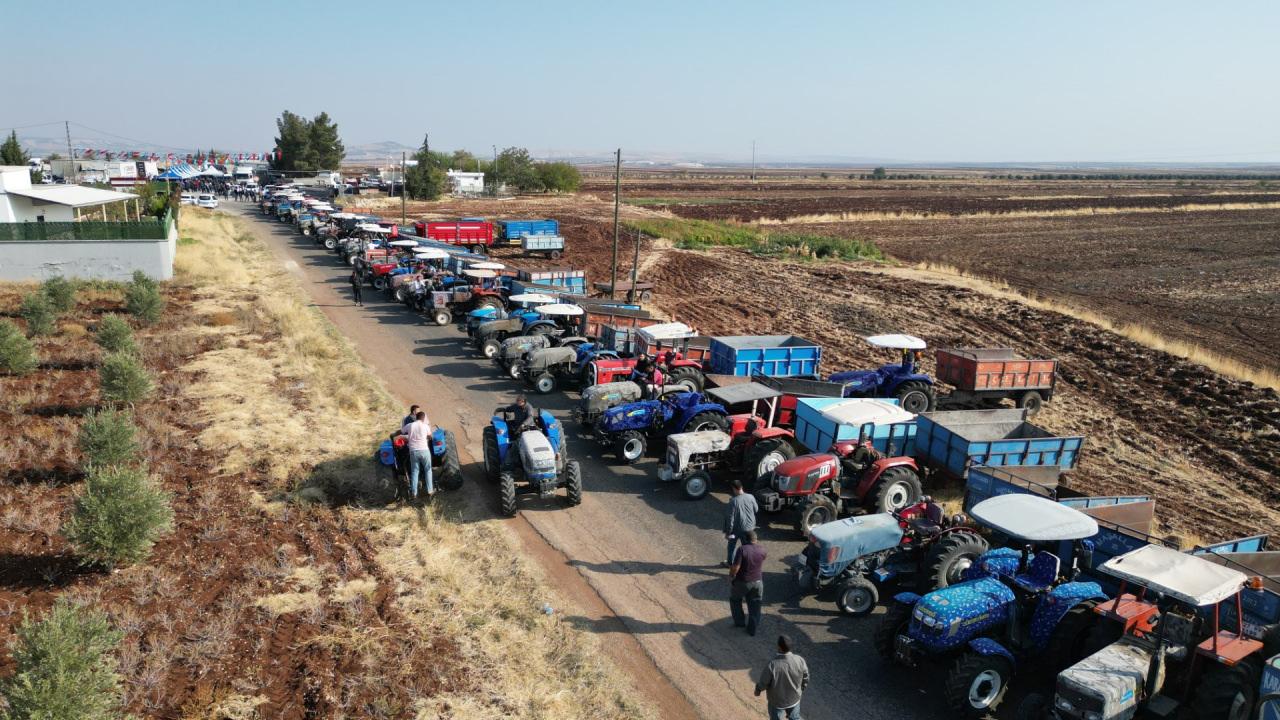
[5,0,1280,163]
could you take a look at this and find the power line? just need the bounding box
[3,120,67,131]
[69,122,192,152]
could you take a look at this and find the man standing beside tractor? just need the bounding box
[754,635,809,720]
[729,530,767,635]
[390,409,434,502]
[724,479,759,566]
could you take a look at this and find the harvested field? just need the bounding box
[353,188,1280,543]
[0,210,652,720]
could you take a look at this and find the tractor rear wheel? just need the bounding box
[795,495,837,537]
[615,431,647,464]
[432,309,451,326]
[563,461,583,507]
[482,426,500,481]
[836,576,879,616]
[685,411,728,434]
[498,472,518,517]
[1191,659,1261,720]
[869,467,922,514]
[923,531,988,591]
[438,431,464,491]
[1043,599,1102,673]
[682,470,712,500]
[1017,390,1044,415]
[896,381,937,414]
[667,366,705,391]
[743,438,796,487]
[534,373,557,394]
[481,338,502,359]
[945,652,1012,718]
[873,600,913,661]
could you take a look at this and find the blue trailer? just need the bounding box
[498,219,559,243]
[522,234,566,259]
[708,335,821,377]
[599,324,637,353]
[518,268,586,294]
[914,408,1084,480]
[793,397,917,456]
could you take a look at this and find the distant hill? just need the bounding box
[344,141,419,162]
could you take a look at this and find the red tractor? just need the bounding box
[581,322,709,390]
[755,418,922,537]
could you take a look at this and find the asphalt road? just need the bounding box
[230,203,950,720]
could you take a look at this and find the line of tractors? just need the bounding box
[272,190,1280,720]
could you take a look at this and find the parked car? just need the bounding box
[180,192,196,205]
[197,194,218,209]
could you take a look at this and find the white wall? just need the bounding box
[0,220,177,282]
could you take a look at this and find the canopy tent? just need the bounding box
[152,163,201,180]
[199,166,226,177]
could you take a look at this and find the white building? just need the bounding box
[0,166,140,223]
[447,169,484,195]
[49,158,159,186]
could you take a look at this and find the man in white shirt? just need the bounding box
[391,410,434,501]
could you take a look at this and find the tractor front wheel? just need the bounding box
[923,531,989,590]
[498,472,518,517]
[1014,693,1050,720]
[432,309,451,326]
[324,237,337,250]
[743,438,796,487]
[896,381,937,414]
[481,338,502,359]
[1191,659,1261,720]
[685,411,728,434]
[482,426,501,481]
[836,576,879,616]
[615,431,647,464]
[945,652,1012,718]
[438,430,464,491]
[795,495,837,537]
[1043,599,1102,673]
[508,362,523,380]
[873,600,913,661]
[534,373,557,394]
[563,461,583,507]
[870,467,922,514]
[682,470,712,500]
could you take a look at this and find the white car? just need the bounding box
[180,192,196,205]
[196,194,219,209]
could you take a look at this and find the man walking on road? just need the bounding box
[390,410,434,502]
[349,269,363,306]
[724,478,759,566]
[729,529,766,635]
[754,635,809,720]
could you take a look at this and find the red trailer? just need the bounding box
[934,348,1057,414]
[413,220,494,250]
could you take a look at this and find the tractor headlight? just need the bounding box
[1056,697,1075,712]
[1085,713,1101,720]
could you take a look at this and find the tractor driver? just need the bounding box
[500,395,540,436]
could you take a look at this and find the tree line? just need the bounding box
[403,136,581,201]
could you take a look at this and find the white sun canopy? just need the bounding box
[388,239,420,247]
[508,293,556,304]
[969,494,1098,541]
[468,261,505,270]
[462,269,497,279]
[537,303,584,316]
[818,398,916,428]
[1101,544,1248,607]
[412,248,450,259]
[357,223,389,233]
[865,334,928,350]
[637,322,696,342]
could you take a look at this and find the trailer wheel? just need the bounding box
[549,250,562,261]
[639,289,654,302]
[896,381,936,414]
[836,576,879,616]
[795,495,837,537]
[923,531,988,590]
[870,467,922,514]
[682,470,712,500]
[1017,390,1044,415]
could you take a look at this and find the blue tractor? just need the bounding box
[375,427,464,501]
[828,334,937,414]
[481,407,582,516]
[594,391,730,464]
[876,494,1107,718]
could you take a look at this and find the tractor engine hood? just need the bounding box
[519,432,558,480]
[908,577,1014,650]
[772,453,839,493]
[1054,641,1150,720]
[598,401,659,431]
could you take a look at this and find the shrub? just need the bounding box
[124,273,164,325]
[0,598,126,720]
[19,293,55,337]
[77,409,140,471]
[93,315,137,355]
[41,276,77,314]
[98,352,152,405]
[64,465,173,568]
[0,319,38,375]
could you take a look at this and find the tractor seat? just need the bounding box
[906,517,942,539]
[1013,551,1061,593]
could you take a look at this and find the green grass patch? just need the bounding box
[625,218,884,263]
[177,236,199,246]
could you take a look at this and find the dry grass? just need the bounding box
[881,261,1280,391]
[173,208,655,719]
[755,200,1280,225]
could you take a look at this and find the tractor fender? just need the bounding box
[558,336,590,347]
[752,426,796,443]
[491,417,511,462]
[893,591,922,606]
[1029,582,1106,649]
[430,427,448,456]
[540,411,564,453]
[854,456,920,499]
[678,403,728,430]
[967,637,1016,669]
[524,320,558,334]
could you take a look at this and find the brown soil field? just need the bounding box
[351,190,1280,543]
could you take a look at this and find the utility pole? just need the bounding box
[629,228,642,303]
[751,140,756,184]
[64,121,76,184]
[610,148,621,300]
[400,151,407,224]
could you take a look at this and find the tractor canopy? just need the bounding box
[636,322,696,343]
[810,515,905,577]
[969,494,1099,542]
[1100,544,1248,607]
